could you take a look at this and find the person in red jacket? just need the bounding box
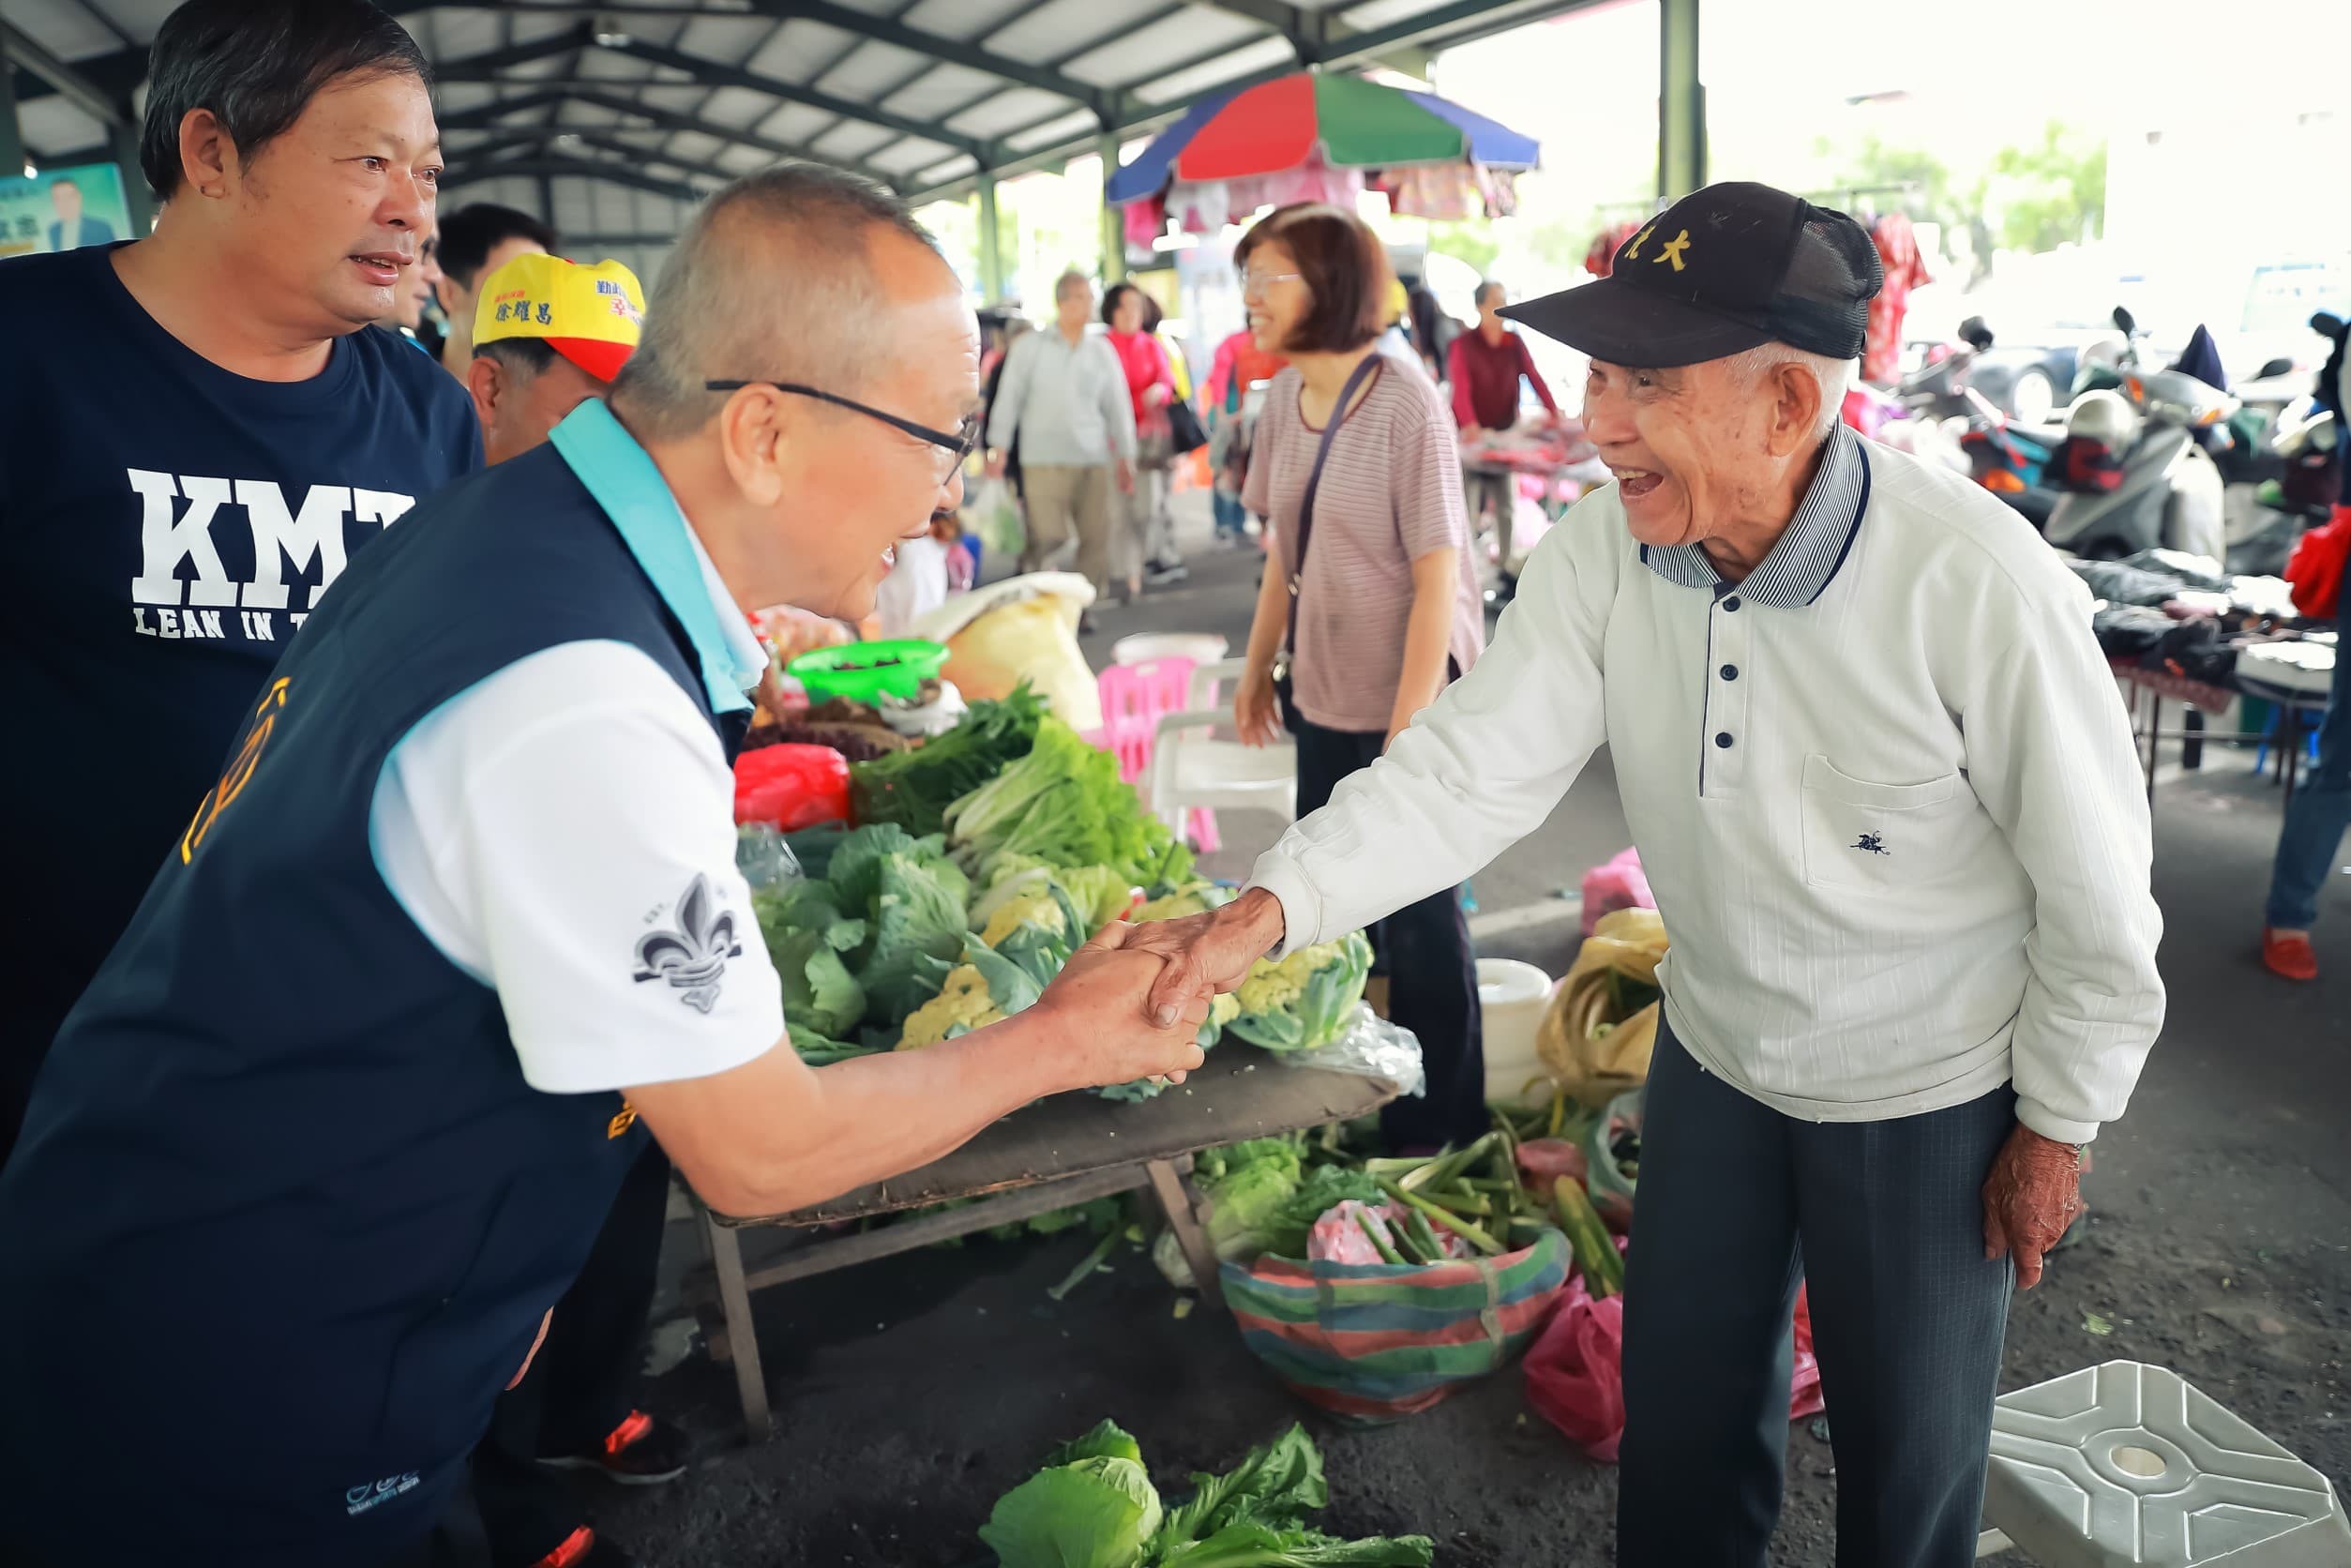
[1105,281,1178,598]
[1448,281,1560,580]
[1202,326,1286,545]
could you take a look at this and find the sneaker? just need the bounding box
[527,1526,634,1568]
[2262,928,2318,982]
[1144,559,1189,587]
[540,1410,689,1486]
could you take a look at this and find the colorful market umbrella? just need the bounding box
[1104,71,1539,204]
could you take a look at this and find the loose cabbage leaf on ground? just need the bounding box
[981,1422,1430,1568]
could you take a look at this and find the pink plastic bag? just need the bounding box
[1578,848,1654,937]
[1525,1279,1824,1463]
[1306,1200,1469,1264]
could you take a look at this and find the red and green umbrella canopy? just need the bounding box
[1105,71,1540,203]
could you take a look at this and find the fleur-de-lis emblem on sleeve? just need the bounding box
[632,873,744,1014]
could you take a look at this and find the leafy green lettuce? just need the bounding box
[944,717,1193,891]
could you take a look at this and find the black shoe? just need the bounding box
[1078,611,1099,637]
[1144,559,1189,587]
[540,1410,689,1486]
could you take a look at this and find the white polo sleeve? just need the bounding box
[369,640,784,1093]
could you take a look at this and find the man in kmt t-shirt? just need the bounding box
[0,0,480,1161]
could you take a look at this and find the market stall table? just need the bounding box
[2113,658,2328,806]
[695,1044,1401,1440]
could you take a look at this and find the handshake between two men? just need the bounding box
[632,890,1302,1222]
[1028,887,1293,1093]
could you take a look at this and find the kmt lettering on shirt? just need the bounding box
[125,470,414,642]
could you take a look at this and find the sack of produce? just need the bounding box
[1218,1126,1570,1424]
[1223,1228,1570,1425]
[910,573,1101,733]
[1536,907,1665,1106]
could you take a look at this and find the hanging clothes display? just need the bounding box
[1171,152,1365,234]
[1123,190,1168,252]
[1475,165,1520,219]
[1378,163,1480,220]
[1863,212,1932,384]
[1585,219,1645,279]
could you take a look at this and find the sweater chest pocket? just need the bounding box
[1800,755,1991,895]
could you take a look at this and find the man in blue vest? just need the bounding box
[0,163,1212,1568]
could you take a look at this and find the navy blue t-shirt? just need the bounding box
[0,244,482,1139]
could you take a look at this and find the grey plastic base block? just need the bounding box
[1985,1361,2351,1567]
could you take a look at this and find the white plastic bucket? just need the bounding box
[1478,957,1557,1108]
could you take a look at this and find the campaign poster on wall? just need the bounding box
[0,161,135,260]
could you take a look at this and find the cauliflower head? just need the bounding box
[897,964,1003,1048]
[979,884,1069,948]
[1235,942,1349,1015]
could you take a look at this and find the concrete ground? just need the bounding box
[594,493,2351,1565]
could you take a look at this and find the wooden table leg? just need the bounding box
[1145,1157,1225,1311]
[704,1212,773,1442]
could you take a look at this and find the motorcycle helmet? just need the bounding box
[2067,388,2139,449]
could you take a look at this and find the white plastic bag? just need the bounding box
[1275,1005,1426,1099]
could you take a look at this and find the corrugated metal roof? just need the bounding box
[5,0,1589,241]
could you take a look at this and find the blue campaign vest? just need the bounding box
[0,408,752,1565]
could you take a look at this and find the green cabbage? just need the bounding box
[980,1421,1164,1568]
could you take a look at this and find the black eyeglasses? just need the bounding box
[704,380,982,469]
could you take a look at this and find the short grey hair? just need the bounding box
[1053,267,1093,300]
[1723,343,1850,439]
[612,162,941,442]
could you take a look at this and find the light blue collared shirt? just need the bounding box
[550,399,767,714]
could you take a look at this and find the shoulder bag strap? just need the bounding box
[1287,353,1384,654]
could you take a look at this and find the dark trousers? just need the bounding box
[468,1141,674,1567]
[1617,1025,2014,1568]
[1288,704,1486,1149]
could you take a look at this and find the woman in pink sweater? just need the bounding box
[1104,281,1176,600]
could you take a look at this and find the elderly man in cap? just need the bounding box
[1135,181,2164,1565]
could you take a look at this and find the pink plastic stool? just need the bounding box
[1093,657,1220,853]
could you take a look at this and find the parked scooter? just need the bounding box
[1899,316,1997,421]
[2043,307,2235,562]
[2226,390,2340,576]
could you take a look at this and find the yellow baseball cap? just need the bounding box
[475,253,645,382]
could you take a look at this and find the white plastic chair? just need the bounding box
[1188,657,1248,712]
[1143,701,1296,852]
[1113,632,1228,669]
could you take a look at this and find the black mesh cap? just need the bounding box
[1502,182,1884,368]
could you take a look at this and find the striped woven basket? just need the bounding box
[1220,1229,1572,1425]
